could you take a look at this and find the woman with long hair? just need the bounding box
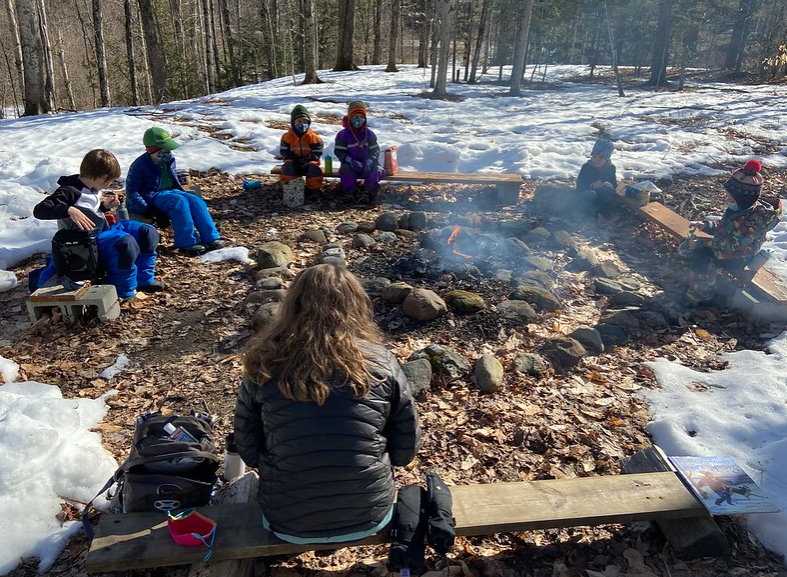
[234,264,420,543]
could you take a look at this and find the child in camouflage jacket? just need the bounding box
[680,159,781,303]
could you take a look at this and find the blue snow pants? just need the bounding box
[37,221,159,298]
[151,190,219,248]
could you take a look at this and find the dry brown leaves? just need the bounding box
[3,168,787,577]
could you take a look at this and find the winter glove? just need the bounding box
[362,159,374,178]
[426,472,455,556]
[351,159,364,174]
[387,485,427,574]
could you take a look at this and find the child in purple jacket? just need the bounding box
[334,101,384,197]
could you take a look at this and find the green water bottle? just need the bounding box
[324,154,333,174]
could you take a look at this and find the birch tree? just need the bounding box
[302,0,322,83]
[124,0,139,105]
[508,0,534,96]
[138,0,167,100]
[431,0,452,97]
[4,0,24,97]
[385,0,401,72]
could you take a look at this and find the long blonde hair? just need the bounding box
[243,264,383,405]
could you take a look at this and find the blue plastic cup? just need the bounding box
[243,180,262,191]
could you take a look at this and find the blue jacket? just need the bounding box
[125,153,184,214]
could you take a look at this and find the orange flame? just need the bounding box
[446,225,473,259]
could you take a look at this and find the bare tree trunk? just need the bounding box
[372,0,383,64]
[138,0,167,101]
[15,0,47,114]
[334,0,358,70]
[92,0,110,106]
[429,0,439,86]
[219,0,237,84]
[36,0,55,110]
[262,0,278,78]
[508,0,534,96]
[468,0,489,83]
[75,0,97,107]
[135,0,153,102]
[169,0,187,96]
[4,0,24,97]
[210,0,222,89]
[645,0,674,86]
[431,0,452,97]
[123,0,139,105]
[386,0,400,71]
[725,0,756,73]
[302,0,321,83]
[417,0,429,67]
[604,0,624,96]
[55,28,76,109]
[200,0,215,92]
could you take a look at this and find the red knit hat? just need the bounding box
[724,159,763,209]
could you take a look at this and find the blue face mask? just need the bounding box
[294,123,309,134]
[351,117,365,129]
[157,151,173,163]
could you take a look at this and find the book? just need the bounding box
[669,456,779,515]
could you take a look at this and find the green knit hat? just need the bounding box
[291,105,311,124]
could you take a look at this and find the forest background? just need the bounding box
[2,0,787,119]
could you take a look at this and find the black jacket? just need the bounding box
[33,175,109,233]
[576,160,617,192]
[234,342,420,539]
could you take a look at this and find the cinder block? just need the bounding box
[27,284,120,322]
[282,178,304,207]
[496,183,521,205]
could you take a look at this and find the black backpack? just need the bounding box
[84,412,220,538]
[51,229,99,281]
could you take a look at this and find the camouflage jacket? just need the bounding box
[697,197,782,261]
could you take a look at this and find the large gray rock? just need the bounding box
[638,310,669,329]
[551,230,576,250]
[255,277,283,290]
[593,277,641,295]
[412,344,470,382]
[592,262,622,279]
[255,266,295,280]
[610,291,646,307]
[600,308,641,330]
[246,289,287,303]
[377,231,398,243]
[397,214,410,230]
[361,277,391,298]
[569,327,604,356]
[257,242,294,268]
[381,282,413,304]
[510,353,549,376]
[358,221,377,233]
[524,256,554,272]
[408,212,428,230]
[568,249,600,272]
[336,222,359,234]
[595,323,629,346]
[402,289,447,321]
[402,358,432,396]
[475,354,503,393]
[300,229,327,244]
[509,285,560,311]
[252,302,281,331]
[542,337,587,369]
[375,212,399,231]
[394,229,420,240]
[514,271,554,291]
[524,227,550,244]
[445,290,486,314]
[505,238,532,256]
[497,300,539,323]
[353,233,377,248]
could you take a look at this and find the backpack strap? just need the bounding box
[123,449,219,470]
[82,467,124,541]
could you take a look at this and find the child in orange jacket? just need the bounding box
[280,105,324,193]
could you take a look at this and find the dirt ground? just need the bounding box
[2,161,787,577]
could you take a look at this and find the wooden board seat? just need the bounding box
[86,471,707,573]
[269,165,523,185]
[615,190,787,305]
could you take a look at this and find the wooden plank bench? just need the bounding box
[613,187,787,309]
[269,166,523,205]
[85,470,713,573]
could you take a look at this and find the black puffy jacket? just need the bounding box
[234,342,420,539]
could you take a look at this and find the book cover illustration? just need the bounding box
[669,456,779,515]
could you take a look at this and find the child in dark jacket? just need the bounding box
[334,101,384,196]
[234,264,420,544]
[576,138,617,213]
[680,159,781,303]
[32,149,165,298]
[126,127,224,256]
[280,105,324,193]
